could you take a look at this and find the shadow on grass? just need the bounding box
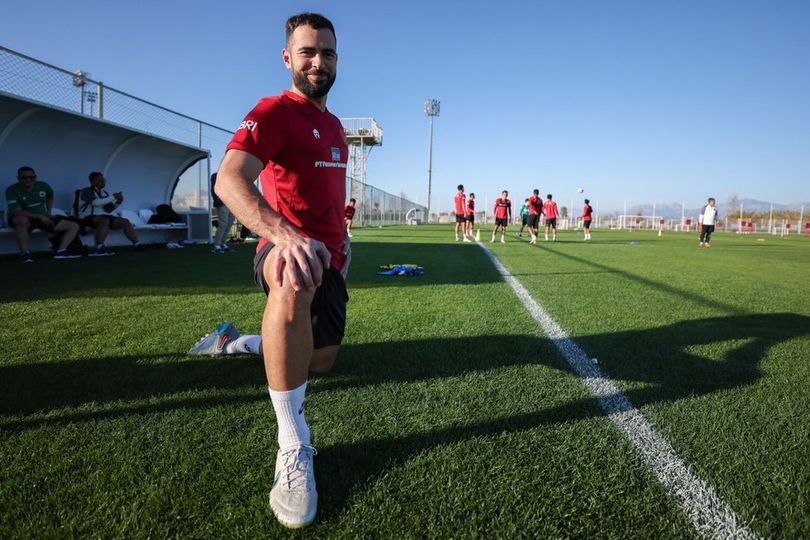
[1,312,806,520]
[0,242,498,302]
[3,312,806,427]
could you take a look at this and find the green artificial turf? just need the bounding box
[487,226,810,539]
[0,225,806,538]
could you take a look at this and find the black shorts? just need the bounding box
[545,218,557,227]
[253,242,349,349]
[465,214,474,223]
[495,218,508,227]
[9,214,58,233]
[527,214,540,228]
[455,213,466,223]
[521,216,528,226]
[583,219,591,229]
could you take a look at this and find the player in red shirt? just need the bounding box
[581,198,593,241]
[465,192,476,239]
[188,13,346,529]
[490,190,512,243]
[527,188,543,244]
[542,194,559,241]
[454,184,471,242]
[344,198,356,238]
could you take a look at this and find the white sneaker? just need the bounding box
[269,445,318,528]
[490,237,495,243]
[463,237,472,242]
[347,232,353,238]
[500,237,506,243]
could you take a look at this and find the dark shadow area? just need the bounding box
[534,243,747,315]
[2,312,807,520]
[0,241,499,302]
[3,312,806,429]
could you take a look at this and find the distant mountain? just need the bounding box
[624,198,809,218]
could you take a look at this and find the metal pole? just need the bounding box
[799,205,804,233]
[623,200,626,229]
[739,202,743,232]
[206,156,212,243]
[97,81,104,119]
[769,204,773,234]
[426,115,434,223]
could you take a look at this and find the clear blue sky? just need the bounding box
[4,0,809,212]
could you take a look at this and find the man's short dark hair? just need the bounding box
[708,197,715,202]
[17,166,35,177]
[286,13,336,46]
[547,194,553,199]
[533,189,539,195]
[469,193,475,197]
[584,199,590,204]
[502,190,508,195]
[457,184,464,191]
[349,198,356,203]
[89,171,103,182]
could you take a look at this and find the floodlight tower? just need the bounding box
[424,99,440,222]
[341,117,383,226]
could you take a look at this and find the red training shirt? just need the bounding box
[226,91,348,270]
[542,200,559,219]
[466,198,474,215]
[529,195,543,216]
[582,204,592,221]
[454,192,466,215]
[493,198,511,219]
[344,205,356,220]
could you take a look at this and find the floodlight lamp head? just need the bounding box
[424,99,440,117]
[72,70,87,87]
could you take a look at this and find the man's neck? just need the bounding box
[289,86,327,112]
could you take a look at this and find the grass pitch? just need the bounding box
[1,226,807,538]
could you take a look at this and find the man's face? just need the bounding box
[502,192,508,198]
[709,199,715,207]
[17,171,36,190]
[91,175,105,189]
[284,25,337,99]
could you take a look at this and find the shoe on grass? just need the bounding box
[54,249,80,259]
[21,251,33,263]
[269,445,318,529]
[89,246,115,257]
[188,322,240,355]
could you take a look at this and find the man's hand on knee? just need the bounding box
[269,235,331,292]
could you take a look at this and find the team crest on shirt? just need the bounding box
[39,191,46,198]
[313,129,320,139]
[331,147,341,161]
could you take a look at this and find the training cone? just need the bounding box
[658,230,662,237]
[475,229,481,241]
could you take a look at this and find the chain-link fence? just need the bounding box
[347,178,426,227]
[1,45,426,223]
[0,45,234,209]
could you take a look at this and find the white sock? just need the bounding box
[224,334,262,355]
[268,382,310,449]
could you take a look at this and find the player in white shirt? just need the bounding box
[698,197,718,247]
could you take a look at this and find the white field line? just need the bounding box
[478,242,759,540]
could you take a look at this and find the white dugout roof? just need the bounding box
[0,91,208,213]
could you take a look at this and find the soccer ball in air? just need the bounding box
[576,187,584,193]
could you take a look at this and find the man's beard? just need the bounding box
[293,68,336,98]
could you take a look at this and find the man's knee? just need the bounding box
[263,254,316,311]
[13,216,30,229]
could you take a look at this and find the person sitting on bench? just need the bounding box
[5,165,80,262]
[76,171,143,255]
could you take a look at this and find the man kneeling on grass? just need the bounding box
[188,12,351,529]
[76,172,143,255]
[6,166,80,262]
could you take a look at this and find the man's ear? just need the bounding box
[282,48,292,70]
